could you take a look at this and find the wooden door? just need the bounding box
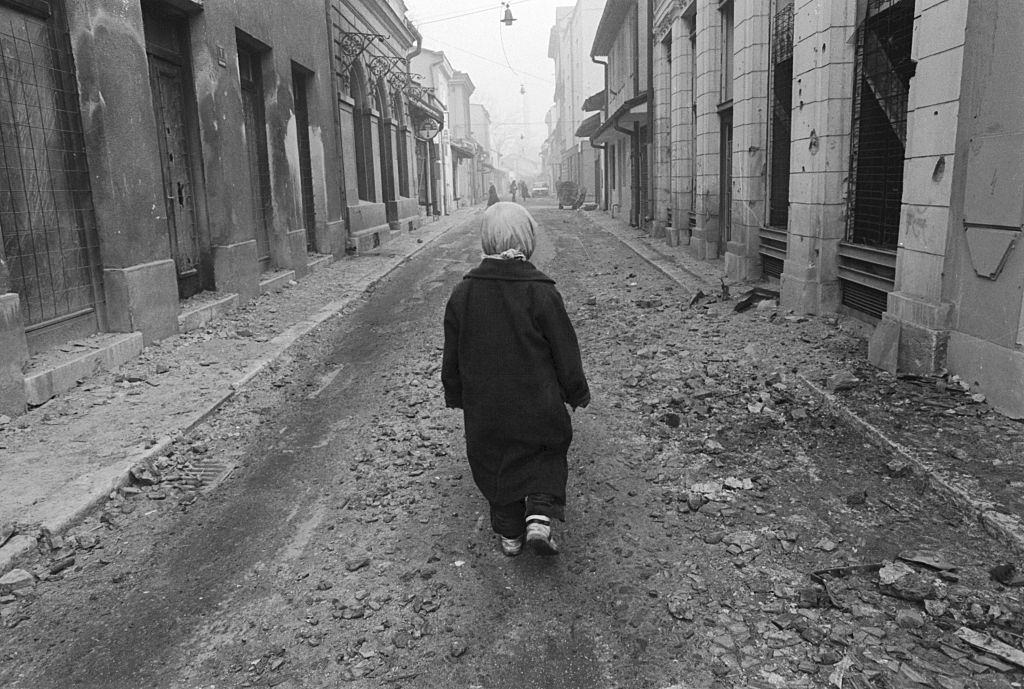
[149,56,202,295]
[239,48,272,268]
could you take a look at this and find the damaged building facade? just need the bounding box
[581,0,1024,417]
[0,0,447,416]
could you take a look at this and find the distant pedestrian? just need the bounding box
[509,180,518,202]
[519,180,529,199]
[487,183,500,207]
[442,202,590,557]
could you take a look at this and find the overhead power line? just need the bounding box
[413,0,543,27]
[422,35,554,85]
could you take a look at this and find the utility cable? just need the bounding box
[413,0,543,26]
[422,35,553,84]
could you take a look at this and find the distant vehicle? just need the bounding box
[531,182,549,197]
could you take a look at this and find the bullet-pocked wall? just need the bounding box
[868,0,1024,418]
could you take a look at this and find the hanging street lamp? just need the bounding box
[500,2,516,26]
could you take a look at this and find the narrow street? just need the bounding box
[1,206,1021,689]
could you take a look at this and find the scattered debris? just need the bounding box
[733,288,779,313]
[955,626,1024,670]
[129,460,162,486]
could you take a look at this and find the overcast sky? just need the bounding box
[403,0,559,161]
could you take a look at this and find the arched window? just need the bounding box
[375,79,395,204]
[349,62,373,201]
[392,90,410,197]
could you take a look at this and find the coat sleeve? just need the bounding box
[537,286,591,409]
[441,295,463,409]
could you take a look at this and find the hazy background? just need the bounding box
[404,0,557,162]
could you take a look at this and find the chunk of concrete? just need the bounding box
[0,568,35,594]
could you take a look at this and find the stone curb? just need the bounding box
[0,215,466,575]
[586,211,1024,557]
[585,212,717,291]
[798,374,1024,556]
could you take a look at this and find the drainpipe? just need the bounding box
[592,53,610,211]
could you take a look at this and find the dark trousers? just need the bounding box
[489,494,564,539]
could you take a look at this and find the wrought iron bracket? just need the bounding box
[369,55,408,82]
[337,31,387,67]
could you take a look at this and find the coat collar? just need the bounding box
[465,258,555,283]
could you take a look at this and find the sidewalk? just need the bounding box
[0,208,477,573]
[584,209,1024,556]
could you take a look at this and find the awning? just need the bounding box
[582,89,606,112]
[407,96,444,126]
[575,112,602,138]
[591,92,648,145]
[450,140,476,159]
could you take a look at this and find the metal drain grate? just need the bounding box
[188,456,236,492]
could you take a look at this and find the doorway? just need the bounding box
[238,39,273,269]
[144,7,207,298]
[291,64,317,253]
[719,107,733,246]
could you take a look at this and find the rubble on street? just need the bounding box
[0,207,1021,689]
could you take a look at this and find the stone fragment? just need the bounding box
[48,556,75,575]
[449,640,467,658]
[896,609,925,629]
[0,522,14,547]
[129,460,162,486]
[703,439,725,454]
[924,599,948,617]
[879,560,915,585]
[0,569,35,594]
[826,371,860,392]
[885,460,913,478]
[814,537,838,552]
[346,558,370,572]
[884,574,936,602]
[899,550,957,572]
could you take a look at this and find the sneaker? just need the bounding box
[500,535,523,556]
[525,515,559,556]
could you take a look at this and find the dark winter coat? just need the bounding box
[442,259,590,508]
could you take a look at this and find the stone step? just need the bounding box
[23,332,144,406]
[177,293,239,334]
[259,270,297,294]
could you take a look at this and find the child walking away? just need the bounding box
[442,202,590,556]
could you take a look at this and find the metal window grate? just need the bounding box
[768,0,793,229]
[762,254,783,279]
[841,280,888,320]
[0,4,101,329]
[848,0,915,249]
